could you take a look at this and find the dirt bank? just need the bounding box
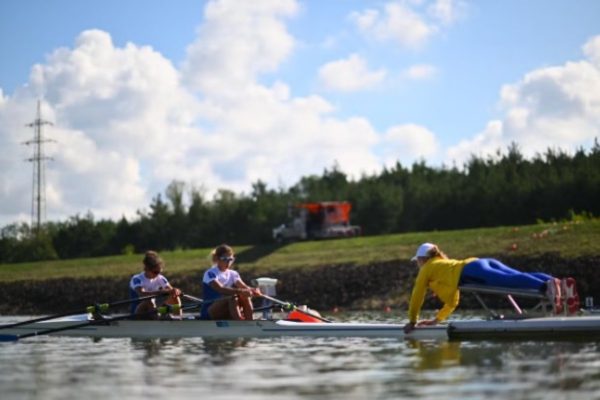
[1,254,598,315]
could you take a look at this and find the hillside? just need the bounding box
[1,218,599,315]
[1,218,598,282]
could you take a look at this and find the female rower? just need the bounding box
[403,243,580,333]
[129,250,182,319]
[200,244,261,320]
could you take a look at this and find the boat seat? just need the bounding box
[459,284,550,317]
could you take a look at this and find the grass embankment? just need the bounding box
[1,218,598,283]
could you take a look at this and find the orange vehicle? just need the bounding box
[272,201,361,242]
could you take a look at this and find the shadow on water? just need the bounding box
[235,243,288,264]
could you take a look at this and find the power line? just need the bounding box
[23,100,55,234]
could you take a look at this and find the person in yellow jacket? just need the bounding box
[403,243,577,334]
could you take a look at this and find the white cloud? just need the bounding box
[427,0,466,26]
[381,123,439,166]
[583,35,600,67]
[446,120,504,163]
[318,54,387,92]
[446,35,600,165]
[181,0,299,94]
[0,0,388,226]
[349,2,436,49]
[178,0,382,188]
[404,64,437,80]
[0,29,206,225]
[0,100,41,219]
[5,0,596,229]
[349,0,467,49]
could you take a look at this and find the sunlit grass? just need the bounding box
[1,218,598,282]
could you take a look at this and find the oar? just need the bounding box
[182,294,204,303]
[0,293,170,330]
[259,293,332,323]
[0,302,201,342]
[253,304,277,313]
[183,294,238,306]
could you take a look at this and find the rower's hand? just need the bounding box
[417,318,438,327]
[170,288,182,297]
[403,322,416,334]
[237,288,253,298]
[250,287,262,297]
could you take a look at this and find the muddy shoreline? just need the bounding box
[1,254,598,315]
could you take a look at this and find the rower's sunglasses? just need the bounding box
[219,256,235,263]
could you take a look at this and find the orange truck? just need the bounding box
[272,201,361,242]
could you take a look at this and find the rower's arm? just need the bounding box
[408,271,429,323]
[210,280,251,296]
[234,279,261,296]
[435,290,460,321]
[134,286,173,297]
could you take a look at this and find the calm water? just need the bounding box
[1,314,600,400]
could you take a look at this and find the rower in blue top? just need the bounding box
[200,244,261,320]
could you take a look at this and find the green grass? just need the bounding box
[1,219,599,283]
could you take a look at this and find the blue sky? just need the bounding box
[1,0,599,226]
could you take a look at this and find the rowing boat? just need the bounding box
[0,315,442,340]
[3,280,598,341]
[3,314,600,340]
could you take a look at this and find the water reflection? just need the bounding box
[129,337,252,367]
[130,338,175,362]
[2,315,600,400]
[406,340,462,370]
[200,338,250,365]
[119,334,600,399]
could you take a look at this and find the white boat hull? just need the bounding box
[1,317,445,340]
[3,315,600,340]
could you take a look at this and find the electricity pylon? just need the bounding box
[24,100,54,234]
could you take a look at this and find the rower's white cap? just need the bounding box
[411,243,435,262]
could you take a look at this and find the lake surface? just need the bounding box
[1,313,600,400]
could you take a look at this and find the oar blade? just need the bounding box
[259,293,332,323]
[0,293,171,332]
[0,334,20,342]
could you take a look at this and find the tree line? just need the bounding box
[1,141,599,263]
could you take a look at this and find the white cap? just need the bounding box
[411,243,435,262]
